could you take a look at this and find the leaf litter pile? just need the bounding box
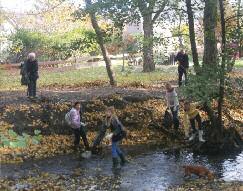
[0,94,175,163]
[1,92,242,191]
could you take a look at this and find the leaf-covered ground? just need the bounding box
[168,179,243,191]
[0,64,242,190]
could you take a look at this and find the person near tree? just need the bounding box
[165,83,179,130]
[25,52,39,98]
[183,101,205,142]
[70,102,90,150]
[175,49,189,86]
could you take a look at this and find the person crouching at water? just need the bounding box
[165,83,180,131]
[183,101,205,142]
[70,102,89,150]
[94,106,127,169]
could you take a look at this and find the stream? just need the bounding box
[0,145,242,191]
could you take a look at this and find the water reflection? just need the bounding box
[221,152,243,181]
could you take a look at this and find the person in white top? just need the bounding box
[165,83,180,130]
[70,102,89,150]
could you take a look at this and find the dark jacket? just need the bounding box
[175,52,189,69]
[26,59,38,80]
[105,116,126,142]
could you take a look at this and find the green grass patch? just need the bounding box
[0,64,177,91]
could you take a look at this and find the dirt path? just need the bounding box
[0,86,164,108]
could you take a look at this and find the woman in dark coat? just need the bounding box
[26,53,38,98]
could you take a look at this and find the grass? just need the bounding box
[0,64,177,91]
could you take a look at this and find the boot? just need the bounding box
[199,130,206,142]
[189,133,196,141]
[118,153,128,166]
[112,157,120,170]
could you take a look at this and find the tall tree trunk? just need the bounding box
[186,0,200,73]
[142,14,155,72]
[218,0,226,131]
[203,0,218,66]
[85,0,116,86]
[237,0,242,58]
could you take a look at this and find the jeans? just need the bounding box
[27,79,37,97]
[73,126,89,149]
[189,114,202,133]
[170,106,179,130]
[112,141,123,158]
[178,66,187,87]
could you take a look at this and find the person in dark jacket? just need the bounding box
[92,106,127,169]
[175,50,189,86]
[26,53,38,98]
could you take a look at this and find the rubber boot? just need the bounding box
[189,133,196,141]
[112,157,120,170]
[198,130,206,142]
[118,153,128,166]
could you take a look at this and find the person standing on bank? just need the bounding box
[26,53,39,98]
[175,49,189,87]
[165,83,180,131]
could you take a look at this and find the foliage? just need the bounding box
[0,127,42,148]
[7,28,100,62]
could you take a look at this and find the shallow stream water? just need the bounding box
[1,145,242,191]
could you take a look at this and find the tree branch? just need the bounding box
[152,1,167,23]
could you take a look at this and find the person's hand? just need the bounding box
[173,106,177,112]
[105,133,113,140]
[81,122,86,127]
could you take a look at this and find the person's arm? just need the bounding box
[185,54,189,68]
[165,92,170,108]
[34,61,39,78]
[112,118,123,136]
[34,61,38,73]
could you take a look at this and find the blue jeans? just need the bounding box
[112,141,123,158]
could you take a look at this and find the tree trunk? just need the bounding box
[142,14,155,72]
[203,0,218,66]
[218,0,226,131]
[186,0,200,73]
[237,0,242,58]
[84,0,116,86]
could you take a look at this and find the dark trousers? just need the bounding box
[189,114,202,133]
[170,106,179,130]
[27,79,37,97]
[93,125,107,147]
[178,66,187,87]
[72,127,89,149]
